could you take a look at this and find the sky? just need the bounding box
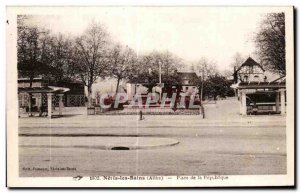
[25,7,279,72]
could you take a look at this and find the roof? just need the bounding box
[177,71,197,75]
[237,81,285,89]
[18,77,43,82]
[270,76,286,83]
[18,77,83,84]
[235,57,265,73]
[18,86,70,94]
[177,72,198,79]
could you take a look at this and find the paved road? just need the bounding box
[18,99,287,177]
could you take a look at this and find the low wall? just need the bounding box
[94,106,202,115]
[122,108,201,115]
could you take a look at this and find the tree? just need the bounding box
[159,51,183,95]
[230,52,245,70]
[48,34,78,83]
[130,51,183,95]
[74,22,110,107]
[108,44,138,94]
[203,74,234,100]
[194,57,218,80]
[17,15,53,87]
[194,57,218,100]
[18,16,77,85]
[17,16,54,114]
[254,12,285,75]
[131,53,159,93]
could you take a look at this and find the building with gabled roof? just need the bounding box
[230,57,286,116]
[233,57,266,83]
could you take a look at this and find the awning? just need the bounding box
[237,81,285,89]
[18,86,70,94]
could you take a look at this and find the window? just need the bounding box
[31,98,36,106]
[248,66,254,73]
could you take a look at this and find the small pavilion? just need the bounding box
[18,86,70,118]
[236,79,286,115]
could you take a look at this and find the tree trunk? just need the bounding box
[87,85,93,107]
[115,78,121,94]
[28,75,34,116]
[147,85,154,94]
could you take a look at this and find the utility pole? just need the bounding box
[159,61,162,84]
[200,68,205,119]
[159,61,162,100]
[200,69,204,102]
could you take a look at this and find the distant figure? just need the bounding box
[39,105,48,117]
[139,110,143,120]
[139,110,145,121]
[252,103,258,115]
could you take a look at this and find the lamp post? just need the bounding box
[134,75,138,95]
[200,70,204,102]
[159,61,162,85]
[158,61,162,100]
[200,63,207,102]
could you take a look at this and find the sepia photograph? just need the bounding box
[6,6,294,187]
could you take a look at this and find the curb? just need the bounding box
[19,137,180,150]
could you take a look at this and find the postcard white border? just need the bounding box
[6,6,294,187]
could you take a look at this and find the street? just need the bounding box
[18,99,287,177]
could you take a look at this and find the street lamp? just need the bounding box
[200,69,204,102]
[158,61,162,100]
[133,74,138,95]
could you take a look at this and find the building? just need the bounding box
[233,57,266,83]
[18,77,85,108]
[237,79,286,115]
[231,57,286,115]
[177,72,199,95]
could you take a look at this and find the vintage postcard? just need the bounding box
[6,6,294,187]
